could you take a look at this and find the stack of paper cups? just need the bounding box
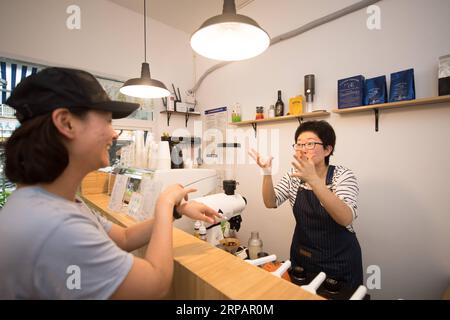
[157,141,171,170]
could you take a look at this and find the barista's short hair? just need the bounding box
[294,120,336,166]
[5,108,88,184]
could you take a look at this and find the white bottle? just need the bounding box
[199,224,207,241]
[268,105,275,118]
[194,221,201,238]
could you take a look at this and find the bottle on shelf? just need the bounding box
[275,90,284,117]
[268,104,275,118]
[248,231,263,260]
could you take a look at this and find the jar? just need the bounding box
[248,231,263,259]
[255,106,264,120]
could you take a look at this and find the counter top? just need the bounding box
[82,192,322,300]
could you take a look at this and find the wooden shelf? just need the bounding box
[160,110,201,127]
[332,95,450,132]
[228,111,330,137]
[332,95,450,114]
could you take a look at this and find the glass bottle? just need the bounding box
[248,231,263,260]
[231,103,242,122]
[275,90,284,117]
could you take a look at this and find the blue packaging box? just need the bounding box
[389,68,415,102]
[364,75,387,105]
[338,75,365,109]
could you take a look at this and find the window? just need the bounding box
[0,58,155,201]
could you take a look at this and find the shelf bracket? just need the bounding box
[166,111,172,126]
[251,123,257,137]
[185,113,190,127]
[297,117,304,125]
[373,109,379,132]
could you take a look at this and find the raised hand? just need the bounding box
[248,148,273,170]
[291,154,319,184]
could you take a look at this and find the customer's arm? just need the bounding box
[109,184,192,299]
[109,202,220,252]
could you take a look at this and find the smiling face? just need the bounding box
[295,131,332,166]
[70,110,118,172]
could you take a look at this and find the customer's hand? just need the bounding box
[248,148,273,175]
[157,184,196,207]
[176,201,222,224]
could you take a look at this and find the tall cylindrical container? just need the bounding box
[248,231,263,260]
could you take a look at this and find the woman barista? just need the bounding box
[249,120,363,289]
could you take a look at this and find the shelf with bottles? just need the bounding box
[160,110,201,127]
[228,111,330,137]
[332,95,450,132]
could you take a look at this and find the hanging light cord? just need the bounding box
[143,0,147,63]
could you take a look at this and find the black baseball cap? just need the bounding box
[6,67,140,123]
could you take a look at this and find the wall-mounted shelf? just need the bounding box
[228,111,330,137]
[160,110,201,127]
[332,95,450,132]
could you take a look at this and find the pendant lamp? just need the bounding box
[190,0,270,61]
[120,0,170,99]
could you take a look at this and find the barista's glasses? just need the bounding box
[292,141,324,151]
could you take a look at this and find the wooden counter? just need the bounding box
[81,172,323,300]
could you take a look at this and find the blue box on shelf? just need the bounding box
[389,68,415,102]
[364,75,387,105]
[338,75,365,109]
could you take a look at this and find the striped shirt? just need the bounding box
[273,165,359,233]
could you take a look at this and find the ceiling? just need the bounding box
[108,0,256,34]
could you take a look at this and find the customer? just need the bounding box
[0,67,220,299]
[249,120,363,289]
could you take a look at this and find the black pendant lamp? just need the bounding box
[191,0,270,61]
[120,0,170,99]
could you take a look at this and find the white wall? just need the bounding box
[1,0,449,300]
[195,0,450,299]
[0,0,197,138]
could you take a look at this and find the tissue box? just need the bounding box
[338,75,365,109]
[175,102,188,112]
[439,54,450,96]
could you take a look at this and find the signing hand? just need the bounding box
[248,148,273,170]
[291,154,320,184]
[176,201,222,224]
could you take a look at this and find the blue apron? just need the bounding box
[290,165,363,289]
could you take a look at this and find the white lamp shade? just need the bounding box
[120,62,170,99]
[119,84,170,99]
[191,16,270,61]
